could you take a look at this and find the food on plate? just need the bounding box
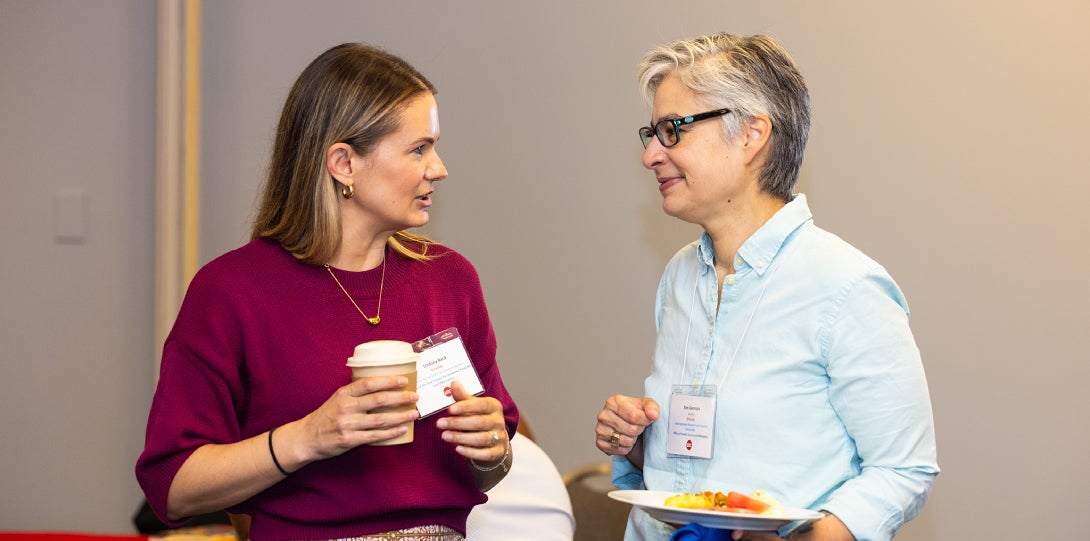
[664,490,784,516]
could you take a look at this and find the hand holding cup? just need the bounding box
[346,340,421,446]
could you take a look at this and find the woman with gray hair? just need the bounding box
[595,33,938,541]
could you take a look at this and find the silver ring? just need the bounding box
[489,430,499,447]
[610,430,622,448]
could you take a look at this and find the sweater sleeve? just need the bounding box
[437,249,519,439]
[135,264,246,527]
[468,275,520,440]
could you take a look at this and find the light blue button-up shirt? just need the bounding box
[613,194,938,541]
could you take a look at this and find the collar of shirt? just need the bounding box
[695,193,813,277]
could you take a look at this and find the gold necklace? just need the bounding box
[324,256,386,326]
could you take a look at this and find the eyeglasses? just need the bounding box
[638,108,731,149]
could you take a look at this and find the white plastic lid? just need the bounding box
[346,340,418,367]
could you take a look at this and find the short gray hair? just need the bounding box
[638,33,810,201]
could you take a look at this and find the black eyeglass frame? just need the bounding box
[638,108,732,149]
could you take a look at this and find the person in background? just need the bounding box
[594,33,938,541]
[136,42,518,541]
[465,418,575,540]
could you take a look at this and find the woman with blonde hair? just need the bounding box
[137,42,518,540]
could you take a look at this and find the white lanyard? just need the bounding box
[667,251,782,460]
[679,249,787,392]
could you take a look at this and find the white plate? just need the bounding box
[607,490,823,531]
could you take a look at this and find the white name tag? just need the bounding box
[412,328,485,417]
[667,385,716,459]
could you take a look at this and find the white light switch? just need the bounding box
[54,189,86,243]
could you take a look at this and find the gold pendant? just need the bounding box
[366,316,380,326]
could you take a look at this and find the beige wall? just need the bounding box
[2,0,1088,538]
[0,0,157,531]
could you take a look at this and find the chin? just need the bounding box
[406,212,430,228]
[661,199,685,219]
[661,202,700,225]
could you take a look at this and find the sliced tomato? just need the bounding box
[724,491,771,513]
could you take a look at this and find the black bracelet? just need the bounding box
[268,426,291,476]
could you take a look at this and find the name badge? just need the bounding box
[667,385,716,459]
[412,328,485,417]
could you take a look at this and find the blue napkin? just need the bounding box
[670,523,734,540]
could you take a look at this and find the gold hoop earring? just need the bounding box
[341,184,354,199]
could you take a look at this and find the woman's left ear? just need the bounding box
[742,115,773,164]
[326,142,355,184]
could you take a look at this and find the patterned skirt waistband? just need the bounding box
[320,524,464,541]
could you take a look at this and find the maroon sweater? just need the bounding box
[136,238,519,540]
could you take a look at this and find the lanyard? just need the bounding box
[678,248,788,393]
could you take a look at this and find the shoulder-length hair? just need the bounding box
[252,42,438,263]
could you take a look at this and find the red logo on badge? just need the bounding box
[443,386,452,397]
[686,440,693,451]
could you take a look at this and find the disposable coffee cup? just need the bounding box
[346,340,418,446]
